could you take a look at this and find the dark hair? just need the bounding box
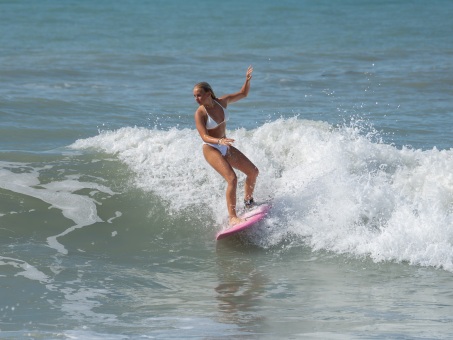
[194,82,216,99]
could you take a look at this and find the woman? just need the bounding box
[194,66,259,226]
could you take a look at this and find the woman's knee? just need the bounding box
[225,172,238,186]
[250,166,259,179]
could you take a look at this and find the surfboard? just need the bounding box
[216,203,271,240]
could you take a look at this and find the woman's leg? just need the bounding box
[203,144,241,224]
[225,146,259,202]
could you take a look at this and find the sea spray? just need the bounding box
[71,118,453,270]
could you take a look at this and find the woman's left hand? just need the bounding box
[246,65,253,81]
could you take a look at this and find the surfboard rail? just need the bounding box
[215,203,271,240]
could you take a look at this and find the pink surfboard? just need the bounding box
[216,203,271,240]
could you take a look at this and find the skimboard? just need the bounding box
[216,203,271,240]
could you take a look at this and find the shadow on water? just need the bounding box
[213,238,271,336]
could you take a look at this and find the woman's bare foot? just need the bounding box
[229,216,243,226]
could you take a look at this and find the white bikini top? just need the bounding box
[205,100,229,130]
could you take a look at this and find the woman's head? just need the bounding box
[193,82,216,99]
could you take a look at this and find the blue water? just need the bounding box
[1,1,453,338]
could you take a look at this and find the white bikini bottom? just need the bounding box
[203,142,228,156]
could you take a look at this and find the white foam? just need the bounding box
[0,256,49,283]
[0,163,116,255]
[72,127,228,221]
[59,286,117,324]
[71,120,453,271]
[107,211,122,224]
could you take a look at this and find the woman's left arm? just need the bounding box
[219,66,253,106]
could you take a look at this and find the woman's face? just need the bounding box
[193,87,210,105]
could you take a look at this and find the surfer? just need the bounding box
[194,66,259,226]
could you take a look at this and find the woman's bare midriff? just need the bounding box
[206,123,226,139]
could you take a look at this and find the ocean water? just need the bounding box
[1,0,453,338]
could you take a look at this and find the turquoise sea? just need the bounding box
[1,1,453,338]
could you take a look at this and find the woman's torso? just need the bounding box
[204,100,228,138]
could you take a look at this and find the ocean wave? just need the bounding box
[68,118,453,271]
